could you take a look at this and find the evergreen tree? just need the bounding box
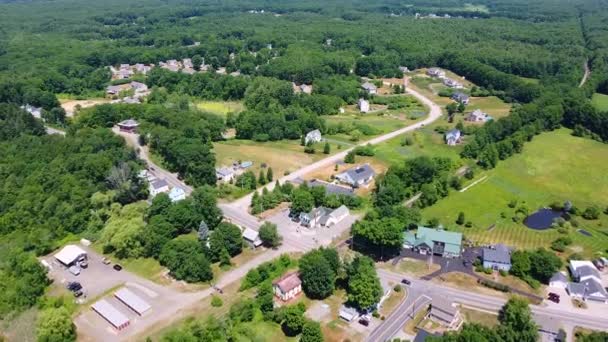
[266,167,274,182]
[344,151,355,163]
[456,212,465,225]
[258,169,267,185]
[300,320,324,342]
[323,142,330,154]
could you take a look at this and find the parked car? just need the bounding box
[73,290,83,298]
[66,282,82,292]
[102,257,111,265]
[548,292,560,303]
[113,264,123,271]
[79,260,88,269]
[401,278,411,286]
[358,318,369,326]
[68,266,81,276]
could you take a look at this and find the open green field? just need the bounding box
[373,125,464,167]
[196,100,245,116]
[591,93,608,111]
[422,129,608,255]
[467,96,512,120]
[518,76,540,85]
[214,139,333,178]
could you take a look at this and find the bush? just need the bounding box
[211,295,223,307]
[582,206,600,220]
[465,221,473,228]
[394,285,402,292]
[483,267,493,274]
[478,279,509,292]
[499,269,508,277]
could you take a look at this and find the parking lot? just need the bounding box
[266,208,360,251]
[44,244,201,341]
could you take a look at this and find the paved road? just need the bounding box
[224,82,444,215]
[369,269,608,341]
[45,126,66,135]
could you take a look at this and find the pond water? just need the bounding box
[578,229,593,237]
[523,209,563,230]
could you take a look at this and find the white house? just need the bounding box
[21,104,43,119]
[358,98,370,113]
[216,167,235,183]
[427,68,446,78]
[442,78,463,89]
[168,187,186,202]
[361,82,377,95]
[569,260,602,283]
[299,205,350,229]
[305,129,322,144]
[335,164,376,188]
[242,227,263,248]
[445,129,461,146]
[566,260,608,303]
[467,109,491,122]
[54,245,87,267]
[149,179,170,197]
[273,272,302,301]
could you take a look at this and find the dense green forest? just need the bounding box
[1,0,608,334]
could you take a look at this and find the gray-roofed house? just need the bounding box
[445,129,461,146]
[339,305,359,322]
[242,227,263,248]
[467,109,492,122]
[451,92,470,104]
[361,82,377,95]
[569,260,602,283]
[117,119,139,133]
[305,129,322,144]
[106,85,124,96]
[428,296,463,330]
[149,179,170,197]
[216,167,235,183]
[567,279,608,303]
[549,272,569,289]
[130,81,148,93]
[482,244,511,271]
[358,98,370,113]
[427,68,446,78]
[308,179,355,197]
[335,163,376,188]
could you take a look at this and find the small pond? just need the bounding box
[577,229,593,237]
[523,208,563,230]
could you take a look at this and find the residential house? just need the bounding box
[21,104,43,119]
[106,85,124,96]
[300,205,349,228]
[134,63,152,74]
[182,58,193,69]
[300,84,313,94]
[445,129,461,146]
[428,296,463,330]
[149,179,170,197]
[216,167,235,183]
[358,98,370,113]
[427,68,446,78]
[481,244,511,271]
[242,227,263,248]
[549,272,569,289]
[54,245,87,267]
[130,81,148,94]
[567,260,608,303]
[451,92,470,104]
[168,187,186,202]
[335,163,376,188]
[339,305,359,322]
[272,272,302,301]
[361,82,378,95]
[442,78,463,89]
[399,66,410,73]
[308,179,355,197]
[403,226,463,258]
[117,119,139,133]
[305,129,322,144]
[466,109,490,122]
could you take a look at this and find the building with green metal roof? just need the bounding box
[403,226,462,258]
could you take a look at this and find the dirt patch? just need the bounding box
[60,99,110,117]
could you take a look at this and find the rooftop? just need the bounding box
[151,179,169,189]
[118,119,139,127]
[273,272,302,293]
[482,244,511,264]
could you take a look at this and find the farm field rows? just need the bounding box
[421,129,608,255]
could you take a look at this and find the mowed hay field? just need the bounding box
[591,93,608,111]
[196,100,244,116]
[213,139,332,177]
[422,129,608,255]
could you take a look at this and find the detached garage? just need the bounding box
[114,288,151,316]
[54,245,87,266]
[91,299,130,330]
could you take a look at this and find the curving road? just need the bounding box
[223,82,444,219]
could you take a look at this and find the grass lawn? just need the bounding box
[591,93,608,111]
[403,304,430,335]
[466,96,512,120]
[379,258,441,278]
[196,100,244,116]
[460,307,498,327]
[373,124,464,166]
[518,76,540,85]
[422,129,608,255]
[379,288,406,317]
[433,272,510,299]
[214,139,334,178]
[0,308,37,342]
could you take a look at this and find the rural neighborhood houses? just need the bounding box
[307,179,355,197]
[299,205,349,228]
[272,272,302,302]
[305,129,323,144]
[481,244,512,271]
[428,296,463,330]
[335,164,376,188]
[566,260,608,303]
[427,68,446,78]
[358,98,370,113]
[451,92,470,104]
[442,78,463,89]
[467,109,492,122]
[117,119,139,133]
[361,81,377,95]
[445,128,461,146]
[149,179,170,197]
[403,227,463,258]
